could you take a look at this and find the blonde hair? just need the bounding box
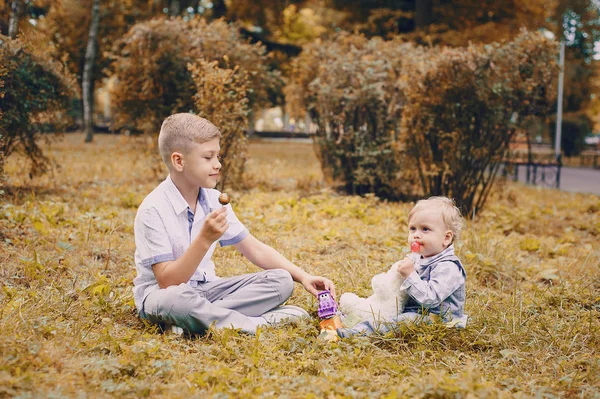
[408,196,464,242]
[158,113,221,168]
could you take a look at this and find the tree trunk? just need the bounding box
[415,0,433,29]
[169,0,180,17]
[211,0,227,20]
[247,110,255,135]
[8,0,22,38]
[83,0,100,143]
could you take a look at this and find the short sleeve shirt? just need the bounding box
[132,176,249,312]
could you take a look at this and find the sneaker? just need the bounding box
[261,305,310,326]
[165,324,184,336]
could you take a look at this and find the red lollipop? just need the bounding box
[410,242,421,252]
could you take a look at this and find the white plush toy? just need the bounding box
[339,260,409,324]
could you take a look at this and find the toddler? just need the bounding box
[336,196,467,338]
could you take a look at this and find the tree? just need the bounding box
[190,60,250,190]
[82,0,99,142]
[169,0,179,17]
[0,58,6,194]
[400,32,556,213]
[36,0,152,133]
[415,0,432,28]
[109,17,282,134]
[555,0,600,113]
[0,35,79,176]
[8,0,21,38]
[289,31,556,215]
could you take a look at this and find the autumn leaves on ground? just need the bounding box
[1,134,599,398]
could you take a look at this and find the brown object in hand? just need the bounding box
[218,193,230,206]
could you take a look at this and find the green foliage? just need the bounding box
[109,17,283,134]
[189,59,249,190]
[550,112,592,157]
[289,30,557,215]
[0,35,78,176]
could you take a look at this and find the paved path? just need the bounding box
[251,136,600,196]
[558,167,600,196]
[512,165,600,196]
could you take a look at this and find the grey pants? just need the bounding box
[141,269,294,335]
[336,312,468,338]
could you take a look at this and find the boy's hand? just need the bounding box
[397,256,415,278]
[199,207,228,244]
[301,275,336,299]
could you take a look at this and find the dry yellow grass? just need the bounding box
[1,133,599,398]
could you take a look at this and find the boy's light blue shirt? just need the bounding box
[400,244,466,322]
[132,175,249,313]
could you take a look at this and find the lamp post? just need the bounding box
[554,40,565,188]
[555,41,565,163]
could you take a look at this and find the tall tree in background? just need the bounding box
[38,0,152,134]
[82,0,99,142]
[168,0,179,17]
[8,0,21,37]
[552,0,599,146]
[415,0,432,28]
[556,0,599,113]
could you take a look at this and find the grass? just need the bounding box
[1,133,599,398]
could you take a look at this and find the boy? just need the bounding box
[133,113,335,335]
[335,196,467,338]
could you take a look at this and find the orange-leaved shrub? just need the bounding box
[400,31,556,214]
[189,60,249,190]
[0,35,78,177]
[0,131,4,196]
[286,34,423,199]
[109,17,282,135]
[288,30,556,215]
[0,58,5,194]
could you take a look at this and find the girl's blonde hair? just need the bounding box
[408,196,464,241]
[158,113,221,168]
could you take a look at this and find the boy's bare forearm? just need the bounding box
[153,235,213,288]
[153,207,228,288]
[266,250,311,283]
[254,245,310,282]
[236,235,310,282]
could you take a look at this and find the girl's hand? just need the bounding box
[397,256,415,278]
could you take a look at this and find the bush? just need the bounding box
[399,30,556,214]
[287,34,421,199]
[288,30,556,215]
[189,60,249,190]
[0,35,78,177]
[0,61,5,195]
[109,17,283,135]
[549,113,592,157]
[0,131,4,196]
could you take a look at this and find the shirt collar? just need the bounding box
[198,188,212,215]
[419,244,455,266]
[163,175,203,215]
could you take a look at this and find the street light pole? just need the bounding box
[554,40,565,189]
[555,41,565,163]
